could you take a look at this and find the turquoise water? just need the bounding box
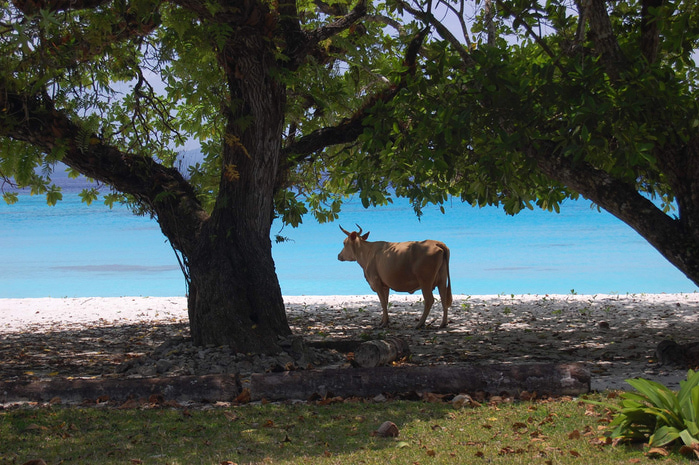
[1,188,697,297]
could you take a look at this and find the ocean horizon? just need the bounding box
[2,175,697,298]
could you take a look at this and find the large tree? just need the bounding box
[335,0,699,287]
[0,0,423,352]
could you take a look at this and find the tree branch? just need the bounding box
[640,0,665,64]
[279,0,368,70]
[582,0,628,79]
[396,0,474,68]
[436,0,472,48]
[497,1,559,63]
[280,27,429,165]
[14,4,160,73]
[0,81,207,256]
[525,142,693,276]
[11,0,110,14]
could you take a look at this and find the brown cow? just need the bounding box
[338,225,452,328]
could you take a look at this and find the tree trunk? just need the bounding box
[180,18,292,352]
[186,230,291,353]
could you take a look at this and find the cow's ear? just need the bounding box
[361,232,370,240]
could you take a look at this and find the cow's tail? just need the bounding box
[440,243,453,308]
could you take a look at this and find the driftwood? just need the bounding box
[354,338,411,367]
[0,374,240,404]
[250,363,590,401]
[2,363,590,404]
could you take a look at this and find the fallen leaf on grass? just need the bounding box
[646,447,670,457]
[421,392,445,403]
[512,422,528,433]
[498,446,525,455]
[119,398,145,409]
[680,443,699,459]
[589,436,612,446]
[24,424,48,432]
[236,389,251,404]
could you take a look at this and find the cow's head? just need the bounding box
[338,224,370,261]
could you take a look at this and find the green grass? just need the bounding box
[0,395,693,464]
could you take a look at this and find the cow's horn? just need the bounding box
[355,224,363,235]
[339,225,351,236]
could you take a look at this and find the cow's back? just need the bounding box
[373,240,449,293]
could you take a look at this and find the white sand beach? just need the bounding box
[1,293,698,393]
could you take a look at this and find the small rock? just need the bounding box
[373,421,399,437]
[156,359,173,374]
[452,394,478,408]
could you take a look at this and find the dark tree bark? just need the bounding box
[250,363,591,401]
[640,0,665,64]
[182,12,293,350]
[0,374,240,404]
[354,338,410,367]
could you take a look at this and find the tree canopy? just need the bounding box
[313,0,699,286]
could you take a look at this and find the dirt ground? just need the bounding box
[1,294,697,398]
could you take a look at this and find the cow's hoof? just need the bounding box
[378,321,389,328]
[415,323,425,330]
[439,323,448,329]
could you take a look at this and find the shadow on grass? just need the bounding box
[1,399,457,464]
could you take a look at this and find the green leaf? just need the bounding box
[78,188,100,206]
[2,192,18,204]
[650,425,682,447]
[625,378,681,420]
[46,187,63,206]
[679,429,699,446]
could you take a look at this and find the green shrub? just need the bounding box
[607,369,699,447]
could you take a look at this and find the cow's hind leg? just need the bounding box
[437,283,450,328]
[437,255,452,328]
[416,288,434,329]
[376,285,391,328]
[439,286,451,328]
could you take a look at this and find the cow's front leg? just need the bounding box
[416,288,435,329]
[376,285,391,328]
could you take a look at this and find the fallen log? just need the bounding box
[250,363,590,401]
[354,338,410,367]
[0,374,240,404]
